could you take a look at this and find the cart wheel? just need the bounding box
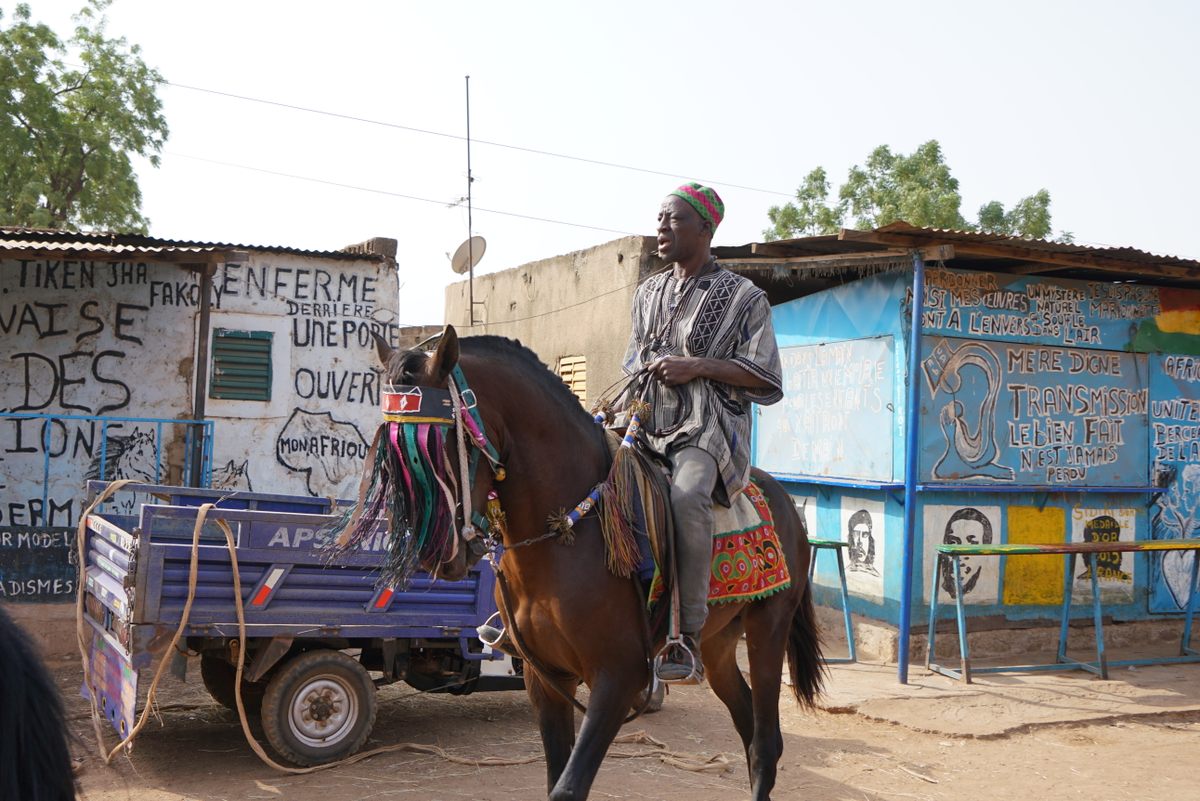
[200,655,266,714]
[260,650,377,766]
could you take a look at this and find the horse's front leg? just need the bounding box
[548,672,641,801]
[528,671,578,793]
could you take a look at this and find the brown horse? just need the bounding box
[373,326,823,801]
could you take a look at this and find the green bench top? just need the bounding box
[808,538,848,548]
[937,540,1200,556]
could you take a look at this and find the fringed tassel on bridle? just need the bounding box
[596,404,659,579]
[325,425,402,552]
[322,420,463,588]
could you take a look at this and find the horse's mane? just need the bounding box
[460,336,600,430]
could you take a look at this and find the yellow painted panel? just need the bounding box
[1002,506,1066,605]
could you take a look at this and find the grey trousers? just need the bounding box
[668,446,719,636]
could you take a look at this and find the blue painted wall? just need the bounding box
[760,267,1200,626]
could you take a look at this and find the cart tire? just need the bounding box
[200,655,266,714]
[260,650,377,766]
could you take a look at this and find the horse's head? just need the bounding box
[374,324,460,391]
[370,325,497,583]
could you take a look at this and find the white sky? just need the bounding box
[19,0,1200,325]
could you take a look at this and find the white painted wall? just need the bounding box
[0,251,400,528]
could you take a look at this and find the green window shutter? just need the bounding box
[210,328,272,401]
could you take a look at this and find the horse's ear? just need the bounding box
[371,330,394,368]
[431,325,460,382]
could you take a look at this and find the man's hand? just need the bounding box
[649,355,774,390]
[649,356,704,386]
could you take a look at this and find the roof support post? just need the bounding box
[189,264,215,487]
[898,249,926,683]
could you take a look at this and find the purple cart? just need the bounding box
[80,481,520,766]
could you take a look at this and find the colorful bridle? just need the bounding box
[325,365,505,586]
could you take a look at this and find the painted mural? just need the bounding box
[1150,354,1200,612]
[841,496,885,596]
[757,337,895,481]
[0,252,398,600]
[919,268,1163,350]
[1070,506,1135,603]
[920,337,1149,486]
[0,260,185,530]
[923,505,1001,605]
[767,267,1200,624]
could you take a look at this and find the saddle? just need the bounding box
[600,432,791,609]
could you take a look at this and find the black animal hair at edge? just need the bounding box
[0,604,77,801]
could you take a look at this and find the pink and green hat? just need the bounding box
[670,182,724,233]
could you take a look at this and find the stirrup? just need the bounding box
[476,612,514,655]
[654,635,704,685]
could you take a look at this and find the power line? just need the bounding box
[168,152,638,236]
[161,79,795,198]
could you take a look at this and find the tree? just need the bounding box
[765,140,1070,242]
[0,1,168,233]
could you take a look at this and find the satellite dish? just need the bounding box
[450,236,487,275]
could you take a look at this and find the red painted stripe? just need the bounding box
[374,588,394,609]
[251,584,273,606]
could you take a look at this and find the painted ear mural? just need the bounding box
[924,340,1014,481]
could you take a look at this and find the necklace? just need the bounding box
[646,259,718,359]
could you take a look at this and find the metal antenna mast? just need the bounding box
[466,75,475,326]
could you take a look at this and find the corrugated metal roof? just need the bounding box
[0,226,392,263]
[717,222,1200,286]
[715,221,1200,304]
[869,222,1200,271]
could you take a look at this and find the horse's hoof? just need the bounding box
[633,681,666,714]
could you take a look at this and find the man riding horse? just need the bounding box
[621,183,784,683]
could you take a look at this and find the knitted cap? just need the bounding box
[670,183,724,233]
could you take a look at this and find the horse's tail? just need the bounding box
[786,578,826,708]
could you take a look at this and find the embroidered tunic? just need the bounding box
[622,265,783,505]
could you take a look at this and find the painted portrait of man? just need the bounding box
[847,509,878,576]
[938,507,993,599]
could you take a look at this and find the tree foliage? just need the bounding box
[765,140,1071,243]
[0,2,167,232]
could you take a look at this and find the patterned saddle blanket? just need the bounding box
[645,479,792,606]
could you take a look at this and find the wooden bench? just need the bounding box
[807,538,856,664]
[926,540,1200,682]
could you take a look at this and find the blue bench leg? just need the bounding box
[1183,552,1200,657]
[1089,554,1108,679]
[953,557,971,683]
[835,548,856,663]
[926,556,941,669]
[1058,553,1075,664]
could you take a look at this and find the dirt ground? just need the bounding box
[63,654,1200,801]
